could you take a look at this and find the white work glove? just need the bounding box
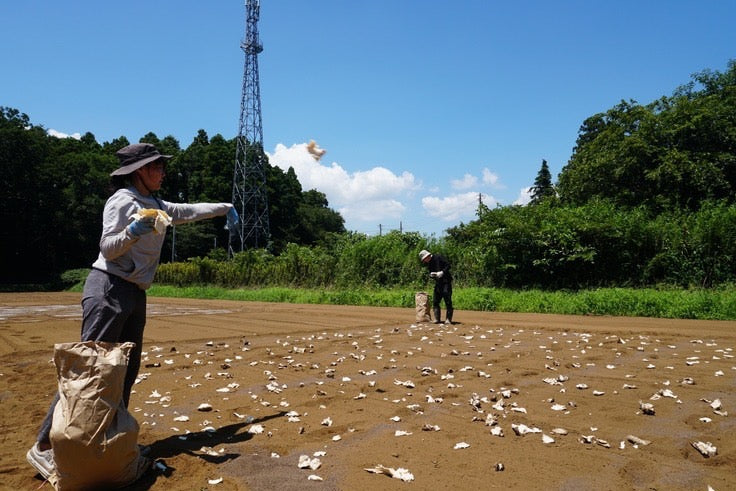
[430,271,444,279]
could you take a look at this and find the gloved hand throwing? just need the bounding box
[225,206,240,231]
[430,271,444,279]
[128,216,155,237]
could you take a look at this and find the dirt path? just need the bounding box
[1,292,734,490]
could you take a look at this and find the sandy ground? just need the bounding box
[1,292,735,491]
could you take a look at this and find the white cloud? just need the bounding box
[267,142,419,225]
[339,199,406,221]
[451,173,477,190]
[450,168,503,192]
[422,192,497,222]
[47,129,81,140]
[482,168,502,188]
[513,186,533,206]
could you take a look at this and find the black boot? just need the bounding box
[433,307,442,324]
[444,308,454,325]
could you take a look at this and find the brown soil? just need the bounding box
[1,292,734,490]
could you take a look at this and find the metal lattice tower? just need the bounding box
[230,0,270,253]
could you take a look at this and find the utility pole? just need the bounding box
[230,0,270,254]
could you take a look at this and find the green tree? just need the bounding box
[530,159,555,204]
[267,164,304,252]
[558,60,736,211]
[296,189,346,246]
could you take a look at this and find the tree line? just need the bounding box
[2,60,735,290]
[0,112,344,286]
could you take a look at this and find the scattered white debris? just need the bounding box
[248,424,265,434]
[512,423,541,435]
[626,435,651,446]
[199,446,221,457]
[298,455,322,470]
[208,477,223,485]
[197,403,213,412]
[454,442,470,449]
[364,465,414,482]
[307,475,323,481]
[691,441,717,458]
[659,388,677,399]
[640,402,655,415]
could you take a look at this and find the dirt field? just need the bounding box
[1,292,734,490]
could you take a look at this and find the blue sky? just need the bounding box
[2,1,734,237]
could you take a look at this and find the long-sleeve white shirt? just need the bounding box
[91,186,231,289]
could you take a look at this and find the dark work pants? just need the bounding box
[36,268,146,444]
[433,281,453,311]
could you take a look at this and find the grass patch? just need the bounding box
[144,285,736,320]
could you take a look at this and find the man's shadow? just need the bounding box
[124,411,286,490]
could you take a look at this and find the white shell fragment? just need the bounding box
[197,403,213,412]
[626,435,651,446]
[512,423,541,435]
[640,401,655,415]
[208,477,223,485]
[364,465,414,482]
[691,441,717,458]
[298,455,322,470]
[454,442,470,449]
[248,424,265,434]
[199,446,221,457]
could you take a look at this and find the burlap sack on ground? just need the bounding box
[415,291,432,322]
[49,341,149,490]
